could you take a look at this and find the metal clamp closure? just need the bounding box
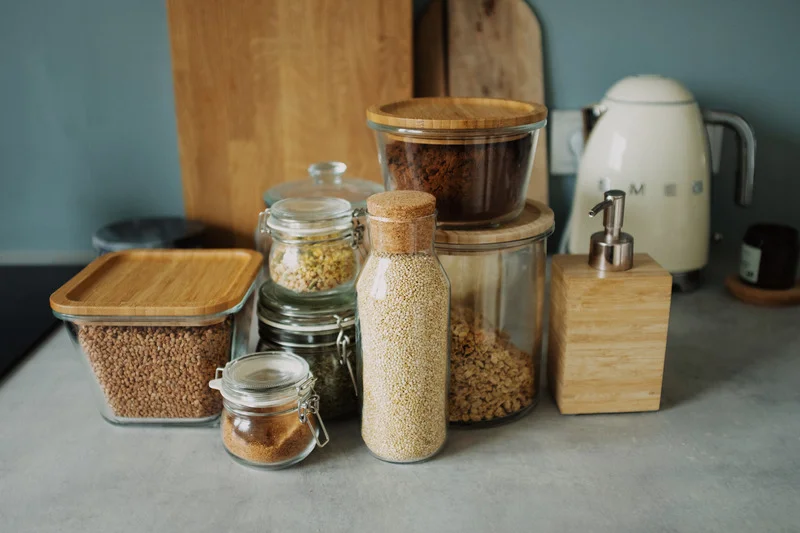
[351,208,366,249]
[258,209,271,235]
[297,393,330,448]
[335,315,358,396]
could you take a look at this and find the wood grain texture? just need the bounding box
[547,254,672,414]
[50,249,262,317]
[413,0,446,97]
[414,0,549,203]
[168,0,412,246]
[435,200,553,245]
[725,275,800,307]
[367,97,546,129]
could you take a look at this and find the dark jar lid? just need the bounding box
[92,217,206,254]
[257,281,356,341]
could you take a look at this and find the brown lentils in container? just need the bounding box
[76,320,232,419]
[49,249,263,424]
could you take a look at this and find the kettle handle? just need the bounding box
[702,110,756,206]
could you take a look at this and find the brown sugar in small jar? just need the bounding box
[367,97,547,228]
[209,352,329,469]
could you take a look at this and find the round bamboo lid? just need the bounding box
[366,97,548,130]
[435,201,554,246]
[367,191,436,221]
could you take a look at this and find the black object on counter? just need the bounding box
[0,265,84,379]
[92,217,206,255]
[739,224,799,290]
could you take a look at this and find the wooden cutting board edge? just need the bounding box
[414,0,549,205]
[168,0,413,247]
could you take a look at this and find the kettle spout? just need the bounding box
[581,104,607,141]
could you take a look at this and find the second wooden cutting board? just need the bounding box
[415,0,549,205]
[168,0,412,246]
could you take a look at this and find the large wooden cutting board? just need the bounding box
[168,0,412,246]
[415,0,548,204]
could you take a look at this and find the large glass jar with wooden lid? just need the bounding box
[366,97,547,228]
[435,201,554,426]
[49,249,262,426]
[356,191,450,463]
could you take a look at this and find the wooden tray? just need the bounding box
[725,275,800,307]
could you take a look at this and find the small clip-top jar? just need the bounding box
[209,352,329,469]
[257,162,384,259]
[259,197,364,297]
[357,191,450,463]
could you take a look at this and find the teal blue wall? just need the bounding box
[0,0,182,253]
[1,0,798,254]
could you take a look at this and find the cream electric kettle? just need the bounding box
[568,75,756,291]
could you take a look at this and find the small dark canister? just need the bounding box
[740,224,799,290]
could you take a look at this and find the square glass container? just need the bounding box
[50,249,262,426]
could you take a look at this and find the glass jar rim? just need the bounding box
[209,351,315,408]
[366,119,546,138]
[258,280,356,326]
[435,226,553,251]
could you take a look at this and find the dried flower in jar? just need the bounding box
[269,234,357,293]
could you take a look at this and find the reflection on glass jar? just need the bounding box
[435,201,554,426]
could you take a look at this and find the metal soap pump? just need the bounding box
[588,190,633,272]
[547,189,673,415]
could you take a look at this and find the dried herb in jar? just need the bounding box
[270,233,357,293]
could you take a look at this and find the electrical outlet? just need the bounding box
[550,110,584,175]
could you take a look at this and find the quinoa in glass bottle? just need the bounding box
[356,191,450,463]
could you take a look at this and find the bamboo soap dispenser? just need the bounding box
[548,190,672,414]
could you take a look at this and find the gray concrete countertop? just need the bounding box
[1,258,799,532]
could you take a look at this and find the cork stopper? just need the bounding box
[366,191,437,254]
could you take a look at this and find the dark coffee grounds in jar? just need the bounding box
[384,135,533,224]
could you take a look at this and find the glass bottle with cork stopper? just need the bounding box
[548,190,672,414]
[356,190,450,463]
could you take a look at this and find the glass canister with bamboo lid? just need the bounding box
[435,201,554,426]
[356,191,450,463]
